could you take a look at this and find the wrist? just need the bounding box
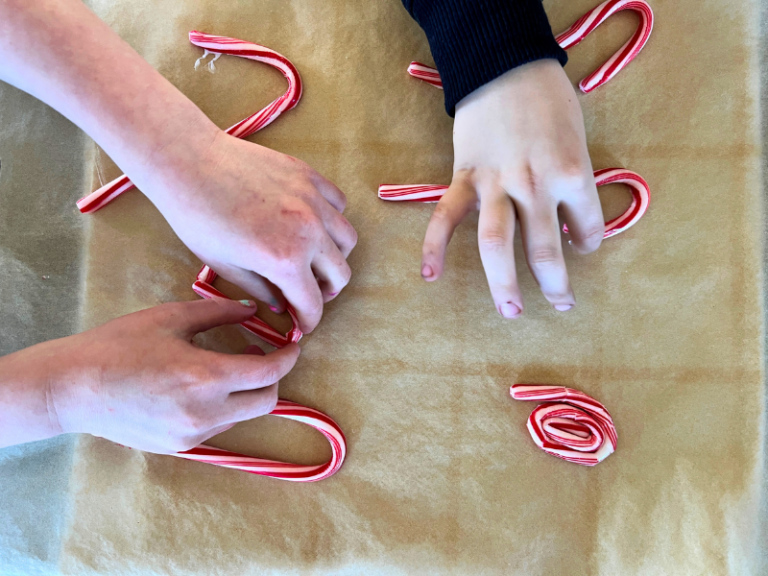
[126,108,223,209]
[0,344,64,447]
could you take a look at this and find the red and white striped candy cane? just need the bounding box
[510,384,617,466]
[76,31,303,214]
[379,168,650,239]
[193,265,302,348]
[407,0,654,94]
[171,400,346,482]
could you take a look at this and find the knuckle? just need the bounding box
[529,248,562,269]
[341,220,358,247]
[479,230,510,251]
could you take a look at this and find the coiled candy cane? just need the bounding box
[379,168,650,239]
[510,384,617,466]
[76,31,302,214]
[407,0,654,94]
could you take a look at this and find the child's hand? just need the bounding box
[0,298,299,453]
[420,59,604,317]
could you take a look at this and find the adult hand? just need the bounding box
[0,298,299,453]
[420,59,603,317]
[148,131,358,334]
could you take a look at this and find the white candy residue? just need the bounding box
[194,50,221,74]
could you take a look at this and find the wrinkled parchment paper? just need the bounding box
[1,0,765,574]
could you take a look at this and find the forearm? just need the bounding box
[0,343,64,448]
[0,0,218,204]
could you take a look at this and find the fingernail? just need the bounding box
[499,302,522,318]
[239,299,256,307]
[421,264,433,278]
[269,305,280,313]
[554,304,573,312]
[328,292,338,298]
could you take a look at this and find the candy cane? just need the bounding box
[193,265,302,348]
[76,31,303,214]
[379,168,650,239]
[172,400,346,482]
[510,384,617,466]
[407,0,654,94]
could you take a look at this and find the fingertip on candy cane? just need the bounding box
[562,168,651,239]
[192,266,303,348]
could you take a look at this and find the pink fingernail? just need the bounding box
[554,304,573,312]
[328,292,339,298]
[421,264,433,278]
[499,302,522,318]
[269,305,280,313]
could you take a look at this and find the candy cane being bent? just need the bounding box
[407,0,654,94]
[193,265,302,348]
[379,168,650,240]
[76,31,303,214]
[510,384,617,466]
[171,400,346,482]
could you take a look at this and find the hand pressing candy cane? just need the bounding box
[510,385,617,466]
[381,0,654,317]
[379,168,651,240]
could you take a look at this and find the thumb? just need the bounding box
[175,297,258,338]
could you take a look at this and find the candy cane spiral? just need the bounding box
[510,385,617,466]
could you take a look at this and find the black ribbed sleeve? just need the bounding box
[402,0,567,116]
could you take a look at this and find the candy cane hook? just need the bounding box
[407,0,654,94]
[76,31,303,214]
[172,400,346,482]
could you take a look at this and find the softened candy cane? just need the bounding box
[407,0,654,94]
[379,168,650,239]
[171,400,346,482]
[193,265,302,348]
[76,31,303,214]
[510,384,617,466]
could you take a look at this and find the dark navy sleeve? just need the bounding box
[401,0,567,116]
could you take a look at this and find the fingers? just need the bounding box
[558,178,604,255]
[171,297,258,338]
[515,187,575,311]
[309,171,348,214]
[215,264,287,313]
[216,343,300,392]
[267,265,325,333]
[477,184,524,319]
[421,173,477,282]
[310,195,358,259]
[223,384,279,423]
[312,235,352,302]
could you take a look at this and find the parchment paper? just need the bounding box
[0,0,765,574]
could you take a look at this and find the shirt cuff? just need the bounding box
[404,0,568,116]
